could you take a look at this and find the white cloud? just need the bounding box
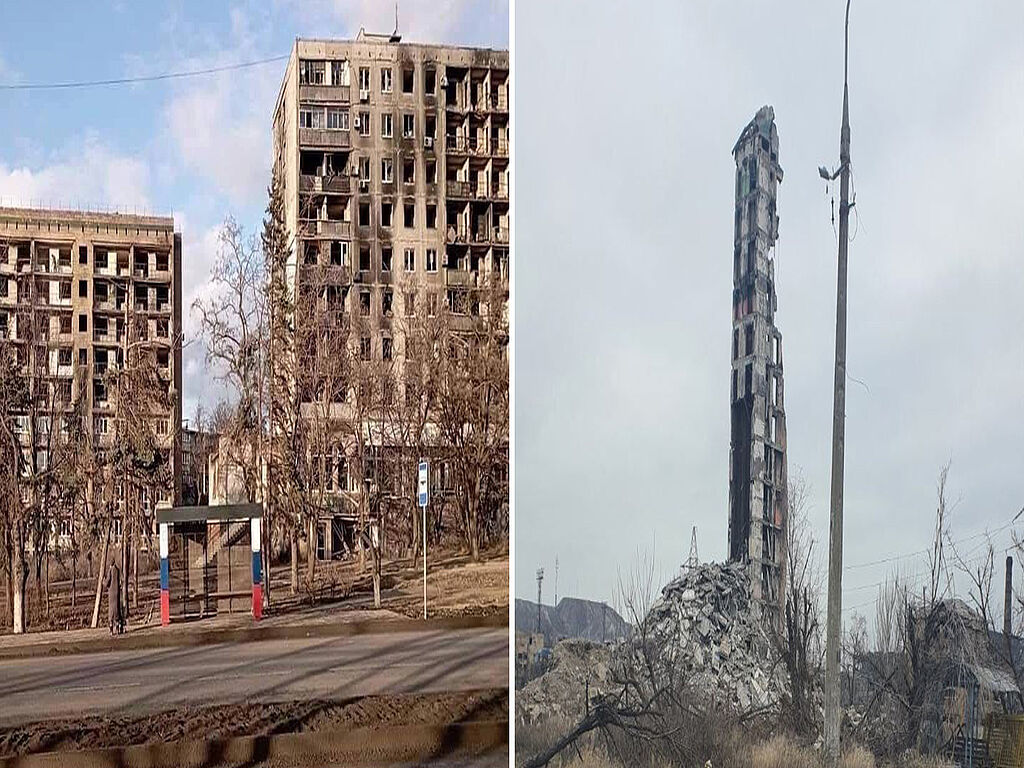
[0,134,152,212]
[164,64,276,207]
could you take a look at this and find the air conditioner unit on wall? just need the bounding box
[359,88,369,102]
[424,136,434,149]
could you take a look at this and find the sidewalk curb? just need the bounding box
[0,720,508,768]
[0,611,508,660]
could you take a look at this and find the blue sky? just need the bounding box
[0,0,508,419]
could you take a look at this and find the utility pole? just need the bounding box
[822,2,854,765]
[535,568,544,634]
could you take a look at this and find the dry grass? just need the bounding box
[749,735,819,768]
[842,745,877,768]
[516,715,952,768]
[885,756,954,768]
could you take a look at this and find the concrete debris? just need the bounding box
[515,562,790,727]
[631,561,788,713]
[516,639,613,725]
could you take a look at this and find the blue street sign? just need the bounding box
[418,461,429,507]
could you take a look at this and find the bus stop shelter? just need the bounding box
[156,503,263,626]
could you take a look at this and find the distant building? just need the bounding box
[181,423,214,505]
[207,435,263,506]
[0,207,183,541]
[727,107,788,624]
[270,30,509,555]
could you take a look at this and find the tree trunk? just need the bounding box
[373,548,381,609]
[307,516,316,583]
[410,501,420,562]
[3,528,11,627]
[289,528,298,594]
[468,487,481,562]
[71,533,77,610]
[91,522,111,629]
[131,537,138,609]
[44,550,49,617]
[121,528,129,621]
[262,516,270,608]
[12,520,28,634]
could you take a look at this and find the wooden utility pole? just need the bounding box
[823,1,854,765]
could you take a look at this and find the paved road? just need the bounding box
[0,627,508,727]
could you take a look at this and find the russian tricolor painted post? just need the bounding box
[159,522,170,626]
[251,516,262,621]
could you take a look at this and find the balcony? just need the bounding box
[445,269,478,288]
[299,84,350,103]
[447,226,470,244]
[446,180,473,199]
[299,219,352,239]
[490,138,509,156]
[493,227,510,244]
[445,96,468,113]
[490,92,509,112]
[299,263,351,285]
[491,182,509,200]
[299,174,351,195]
[298,128,351,150]
[445,135,470,154]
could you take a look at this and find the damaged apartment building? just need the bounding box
[728,107,788,625]
[271,30,509,558]
[0,207,183,541]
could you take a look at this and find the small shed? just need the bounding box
[156,503,263,625]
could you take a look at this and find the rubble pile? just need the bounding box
[634,561,788,712]
[516,562,791,727]
[516,639,614,725]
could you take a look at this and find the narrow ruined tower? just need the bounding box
[728,106,788,625]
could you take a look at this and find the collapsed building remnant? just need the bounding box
[517,639,614,725]
[729,106,788,625]
[636,561,789,713]
[515,562,790,729]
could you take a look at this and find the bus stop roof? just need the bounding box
[156,503,263,524]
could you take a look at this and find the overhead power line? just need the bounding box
[0,54,289,91]
[843,507,1023,572]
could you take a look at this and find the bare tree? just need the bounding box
[193,216,268,506]
[775,475,822,734]
[436,272,509,560]
[265,169,307,595]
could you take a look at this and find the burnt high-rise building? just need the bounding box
[728,106,788,623]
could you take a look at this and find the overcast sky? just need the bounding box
[514,1,1024,628]
[0,0,507,420]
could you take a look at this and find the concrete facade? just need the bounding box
[0,207,183,531]
[727,107,788,624]
[270,31,508,557]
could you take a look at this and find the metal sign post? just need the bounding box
[418,460,429,619]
